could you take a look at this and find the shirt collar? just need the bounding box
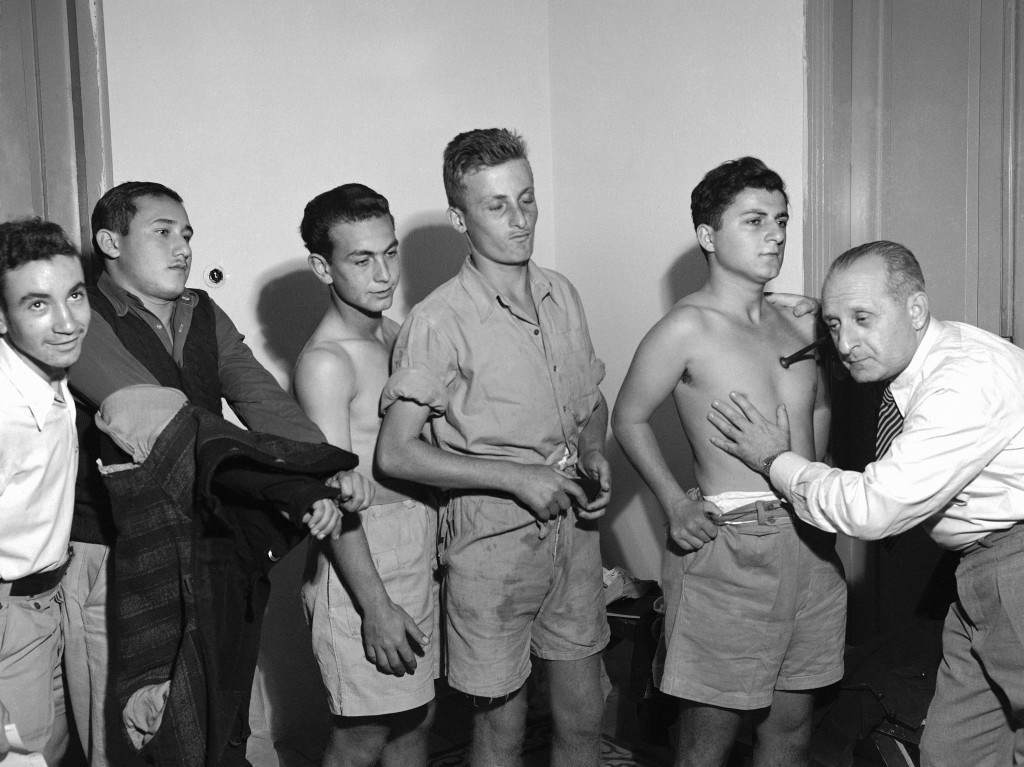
[888,317,943,413]
[97,270,197,317]
[0,337,68,430]
[456,255,555,322]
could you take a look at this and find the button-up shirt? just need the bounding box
[0,338,77,579]
[771,318,1024,550]
[381,257,604,469]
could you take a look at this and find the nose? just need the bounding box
[176,236,192,259]
[372,256,391,284]
[509,203,527,230]
[766,221,785,244]
[833,325,856,356]
[52,302,78,334]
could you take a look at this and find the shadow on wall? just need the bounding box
[398,216,466,310]
[256,261,328,374]
[600,244,707,575]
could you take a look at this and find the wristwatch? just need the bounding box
[760,451,786,478]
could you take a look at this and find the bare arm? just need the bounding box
[376,399,587,521]
[295,346,422,676]
[611,315,720,551]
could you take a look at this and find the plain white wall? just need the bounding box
[549,0,807,579]
[101,0,806,752]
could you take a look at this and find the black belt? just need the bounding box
[2,556,71,596]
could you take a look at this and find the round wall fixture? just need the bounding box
[205,266,227,287]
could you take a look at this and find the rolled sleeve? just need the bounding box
[380,366,448,415]
[383,315,457,415]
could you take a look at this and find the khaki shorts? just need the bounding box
[302,499,438,717]
[440,493,609,699]
[657,491,846,710]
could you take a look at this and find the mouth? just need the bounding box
[49,336,84,350]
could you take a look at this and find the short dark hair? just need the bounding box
[91,181,183,254]
[443,128,528,208]
[691,157,788,236]
[0,218,81,299]
[300,183,392,258]
[827,240,926,302]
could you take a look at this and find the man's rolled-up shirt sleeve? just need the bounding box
[771,375,1020,539]
[381,316,455,415]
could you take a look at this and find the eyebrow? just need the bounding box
[16,282,85,306]
[150,217,194,233]
[346,239,399,257]
[740,208,789,217]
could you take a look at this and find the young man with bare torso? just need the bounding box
[612,157,845,767]
[294,184,436,767]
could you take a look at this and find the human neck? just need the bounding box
[330,292,385,340]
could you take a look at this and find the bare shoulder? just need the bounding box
[294,336,359,396]
[645,296,717,347]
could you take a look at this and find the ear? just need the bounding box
[308,253,333,285]
[94,229,120,259]
[0,307,7,335]
[696,223,715,254]
[447,206,467,234]
[906,291,930,331]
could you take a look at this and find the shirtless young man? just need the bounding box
[612,157,845,767]
[294,184,436,767]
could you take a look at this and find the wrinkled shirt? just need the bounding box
[381,257,604,469]
[771,319,1024,550]
[0,339,77,579]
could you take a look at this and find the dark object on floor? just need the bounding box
[811,616,942,767]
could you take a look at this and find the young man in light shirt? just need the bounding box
[376,128,611,767]
[0,218,90,763]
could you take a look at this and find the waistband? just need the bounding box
[0,551,72,597]
[692,489,794,526]
[707,498,794,527]
[958,521,1024,559]
[362,498,425,515]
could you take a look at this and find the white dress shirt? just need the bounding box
[771,318,1024,551]
[0,338,77,580]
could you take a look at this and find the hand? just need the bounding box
[328,470,375,513]
[665,490,722,552]
[509,464,588,524]
[765,291,820,318]
[707,392,792,474]
[361,599,429,677]
[301,498,342,540]
[576,450,612,520]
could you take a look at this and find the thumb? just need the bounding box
[776,403,790,434]
[404,613,428,645]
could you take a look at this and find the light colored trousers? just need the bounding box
[0,581,68,763]
[920,528,1024,766]
[62,541,111,766]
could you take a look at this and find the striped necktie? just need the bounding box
[875,385,904,459]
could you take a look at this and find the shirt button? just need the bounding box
[533,329,540,336]
[553,365,558,372]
